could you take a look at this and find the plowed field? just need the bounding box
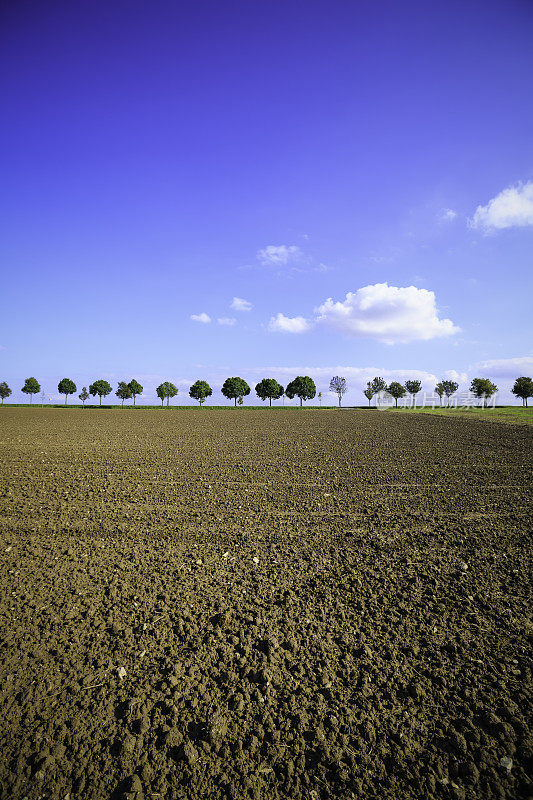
[0,408,531,800]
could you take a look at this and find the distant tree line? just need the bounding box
[1,374,531,407]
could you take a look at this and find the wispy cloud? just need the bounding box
[473,355,533,378]
[440,208,457,222]
[268,313,312,334]
[470,180,533,231]
[257,245,302,266]
[230,296,253,312]
[190,312,211,324]
[217,317,237,326]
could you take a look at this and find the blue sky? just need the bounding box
[1,0,532,404]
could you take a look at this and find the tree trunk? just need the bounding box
[99,395,102,405]
[234,397,237,406]
[300,398,302,407]
[167,397,169,406]
[269,397,272,406]
[338,396,341,407]
[133,395,136,406]
[65,394,67,405]
[395,398,398,407]
[30,394,32,404]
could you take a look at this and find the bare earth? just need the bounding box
[0,408,531,800]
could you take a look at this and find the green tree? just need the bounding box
[441,379,458,406]
[0,382,12,404]
[79,387,89,406]
[116,381,133,406]
[317,391,323,406]
[404,379,422,406]
[222,376,251,406]
[128,379,143,406]
[189,380,212,406]
[512,376,533,407]
[22,377,41,404]
[255,378,284,407]
[386,381,407,407]
[329,376,347,407]
[285,376,316,407]
[363,383,374,406]
[57,377,77,405]
[156,382,178,406]
[370,377,386,399]
[470,378,498,408]
[89,380,112,405]
[435,382,445,405]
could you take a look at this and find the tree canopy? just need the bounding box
[221,376,251,406]
[156,382,178,406]
[404,380,422,399]
[58,377,77,404]
[363,384,374,406]
[285,376,316,406]
[89,380,112,405]
[386,381,406,407]
[189,380,212,405]
[255,378,284,406]
[116,381,133,406]
[370,376,386,396]
[22,377,41,403]
[0,382,12,404]
[329,376,347,407]
[128,379,143,405]
[441,380,458,405]
[511,376,533,406]
[470,378,498,407]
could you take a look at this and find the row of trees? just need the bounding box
[362,376,508,407]
[1,374,532,407]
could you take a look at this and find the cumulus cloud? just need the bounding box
[268,313,312,334]
[257,245,302,266]
[444,369,468,384]
[315,283,459,344]
[217,317,237,326]
[231,297,253,312]
[190,312,211,324]
[470,181,533,231]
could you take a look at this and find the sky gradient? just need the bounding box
[1,0,532,404]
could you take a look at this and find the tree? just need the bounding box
[470,378,498,408]
[435,382,445,406]
[318,391,323,406]
[189,380,212,406]
[512,376,533,407]
[404,380,422,406]
[441,380,458,406]
[222,376,251,406]
[0,382,12,404]
[370,376,386,396]
[128,379,143,406]
[116,381,133,406]
[156,382,178,406]
[363,383,374,406]
[79,387,89,406]
[330,376,347,407]
[255,378,284,407]
[22,377,41,404]
[387,381,407,407]
[57,377,77,405]
[89,379,112,405]
[285,376,316,407]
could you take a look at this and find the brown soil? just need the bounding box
[0,408,531,800]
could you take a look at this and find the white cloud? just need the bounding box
[444,369,468,384]
[257,245,302,266]
[470,181,533,231]
[315,283,459,344]
[190,312,211,324]
[474,356,533,379]
[231,297,253,312]
[441,208,457,221]
[268,313,312,334]
[217,317,237,326]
